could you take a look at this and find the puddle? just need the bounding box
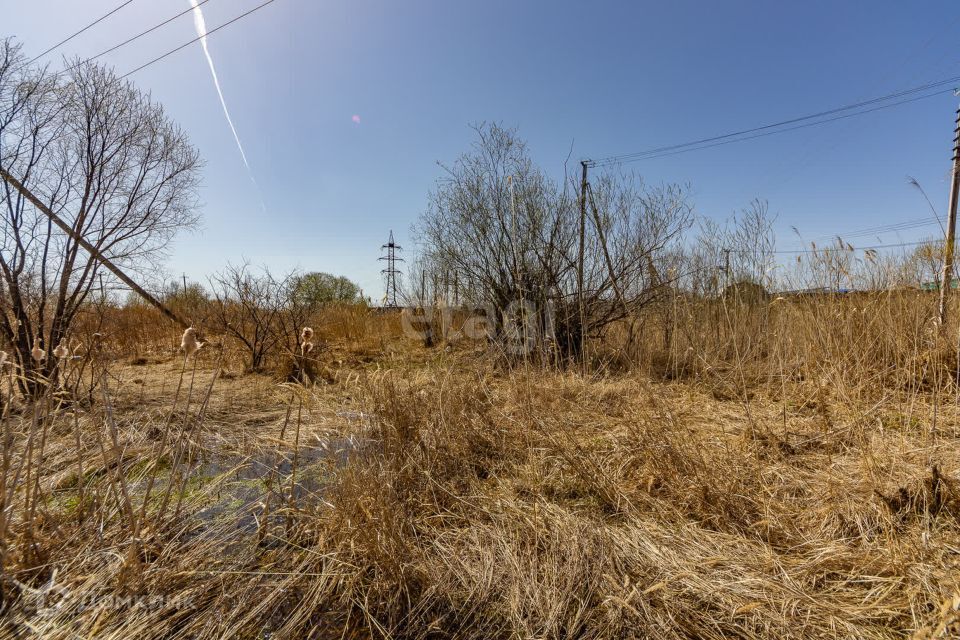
[177,422,378,542]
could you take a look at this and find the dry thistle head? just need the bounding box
[302,341,314,355]
[181,327,204,358]
[31,340,45,363]
[53,341,69,359]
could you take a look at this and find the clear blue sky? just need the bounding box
[6,1,960,299]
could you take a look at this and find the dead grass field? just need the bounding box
[2,304,960,639]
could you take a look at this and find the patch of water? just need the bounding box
[185,430,376,541]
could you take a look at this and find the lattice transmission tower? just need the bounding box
[379,230,403,307]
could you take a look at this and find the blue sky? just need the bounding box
[6,1,960,299]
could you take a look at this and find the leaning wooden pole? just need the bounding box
[938,104,960,331]
[0,167,190,330]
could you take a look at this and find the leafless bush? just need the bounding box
[208,263,288,372]
[207,264,350,375]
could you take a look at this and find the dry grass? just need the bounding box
[1,298,960,638]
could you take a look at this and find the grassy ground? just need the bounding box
[2,321,960,638]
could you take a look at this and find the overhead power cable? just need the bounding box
[725,239,935,256]
[588,77,960,167]
[120,0,279,79]
[803,216,945,243]
[74,0,216,70]
[29,0,137,64]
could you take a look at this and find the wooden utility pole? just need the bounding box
[938,104,960,329]
[0,167,190,329]
[723,248,731,292]
[578,160,588,362]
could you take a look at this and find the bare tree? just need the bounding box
[0,40,201,396]
[416,123,692,361]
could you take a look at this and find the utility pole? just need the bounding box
[379,230,403,308]
[723,248,731,292]
[938,103,960,329]
[578,160,588,362]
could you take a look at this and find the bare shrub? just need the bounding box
[208,263,288,373]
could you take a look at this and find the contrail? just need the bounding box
[188,0,265,210]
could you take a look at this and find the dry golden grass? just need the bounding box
[2,297,960,638]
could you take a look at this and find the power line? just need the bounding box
[72,0,216,70]
[591,77,960,164]
[29,0,138,64]
[801,216,945,244]
[726,239,934,256]
[592,88,953,165]
[588,77,960,167]
[120,0,279,79]
[608,89,953,165]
